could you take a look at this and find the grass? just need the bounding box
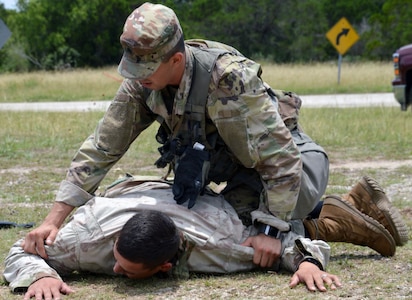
[0,68,122,103]
[0,61,395,103]
[300,106,412,161]
[260,61,394,95]
[1,63,411,299]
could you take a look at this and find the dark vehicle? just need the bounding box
[392,44,412,111]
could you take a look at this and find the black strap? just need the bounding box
[0,221,35,229]
[300,256,324,271]
[258,222,280,238]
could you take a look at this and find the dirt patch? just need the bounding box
[0,166,65,174]
[330,159,412,170]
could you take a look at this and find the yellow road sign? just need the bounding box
[326,17,359,55]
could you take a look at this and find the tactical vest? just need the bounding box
[155,40,244,184]
[154,40,322,189]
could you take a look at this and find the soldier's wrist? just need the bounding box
[299,256,324,271]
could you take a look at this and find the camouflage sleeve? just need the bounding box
[3,239,62,293]
[56,79,156,206]
[207,54,301,221]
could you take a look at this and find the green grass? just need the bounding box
[0,64,411,299]
[0,61,395,103]
[300,107,412,161]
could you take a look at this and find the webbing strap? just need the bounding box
[184,47,228,148]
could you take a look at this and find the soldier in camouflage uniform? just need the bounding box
[4,179,340,299]
[22,2,407,273]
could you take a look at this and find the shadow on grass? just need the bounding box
[330,253,386,261]
[60,270,290,298]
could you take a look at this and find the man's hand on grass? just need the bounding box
[24,277,74,300]
[289,261,342,292]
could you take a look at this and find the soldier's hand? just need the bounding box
[289,261,342,292]
[173,147,209,208]
[22,224,59,259]
[24,277,74,300]
[241,234,281,268]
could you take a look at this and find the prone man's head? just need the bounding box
[113,209,180,279]
[118,2,184,80]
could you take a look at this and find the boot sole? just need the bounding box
[360,176,409,246]
[324,195,396,257]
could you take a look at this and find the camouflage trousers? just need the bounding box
[223,130,329,226]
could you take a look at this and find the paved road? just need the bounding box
[0,93,400,112]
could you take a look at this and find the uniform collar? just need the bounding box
[172,45,194,115]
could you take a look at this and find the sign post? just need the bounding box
[326,17,359,84]
[0,18,12,50]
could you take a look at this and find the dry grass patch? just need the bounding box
[0,67,121,102]
[260,61,393,95]
[0,61,394,103]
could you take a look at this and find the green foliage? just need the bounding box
[284,0,330,62]
[0,0,411,71]
[366,0,412,58]
[3,0,135,71]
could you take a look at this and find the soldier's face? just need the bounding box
[137,62,172,90]
[112,244,163,279]
[137,52,184,90]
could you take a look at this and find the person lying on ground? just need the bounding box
[4,179,341,300]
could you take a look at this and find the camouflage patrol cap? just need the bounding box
[118,2,183,80]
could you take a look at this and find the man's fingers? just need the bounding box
[45,229,58,246]
[34,238,48,259]
[258,252,273,268]
[50,285,63,300]
[320,273,342,290]
[315,273,343,291]
[252,251,261,265]
[23,289,34,300]
[22,233,37,254]
[313,275,327,292]
[321,274,334,289]
[328,274,342,287]
[35,289,46,300]
[240,237,252,247]
[289,273,299,288]
[289,272,319,292]
[292,262,342,292]
[303,277,317,292]
[241,235,280,268]
[61,282,75,295]
[42,289,53,300]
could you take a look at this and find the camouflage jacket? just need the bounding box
[56,43,301,221]
[3,181,329,293]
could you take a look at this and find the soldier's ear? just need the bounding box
[170,52,183,65]
[159,262,173,272]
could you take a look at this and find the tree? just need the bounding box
[279,0,329,62]
[0,0,406,72]
[366,0,412,59]
[5,0,136,70]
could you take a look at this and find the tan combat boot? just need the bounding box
[344,176,408,246]
[304,195,396,257]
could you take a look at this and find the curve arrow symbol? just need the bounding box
[336,28,349,45]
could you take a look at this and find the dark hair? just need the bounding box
[162,35,185,63]
[116,210,180,269]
